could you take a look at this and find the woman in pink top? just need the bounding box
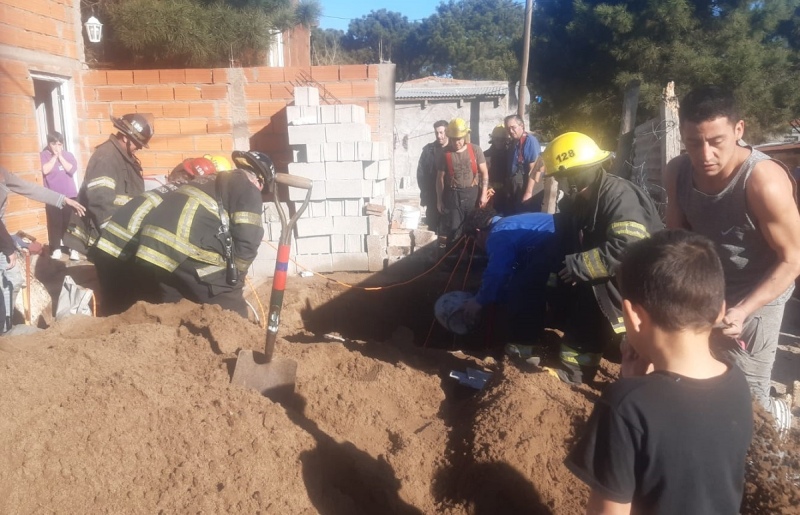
[40,132,79,260]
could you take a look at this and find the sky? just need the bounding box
[317,0,438,31]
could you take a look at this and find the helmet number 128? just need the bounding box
[555,149,576,163]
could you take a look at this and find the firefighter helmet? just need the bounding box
[231,150,275,187]
[110,113,154,149]
[203,154,233,172]
[446,118,470,139]
[542,132,612,177]
[434,291,477,335]
[182,157,217,177]
[490,124,507,143]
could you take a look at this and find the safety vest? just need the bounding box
[444,144,478,188]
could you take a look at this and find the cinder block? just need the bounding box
[331,252,369,272]
[368,214,389,235]
[326,179,364,199]
[286,105,319,125]
[344,199,362,217]
[352,105,367,124]
[319,105,337,124]
[291,145,305,163]
[296,253,333,273]
[288,125,326,145]
[372,179,388,197]
[333,216,368,234]
[412,229,437,248]
[263,203,291,223]
[328,200,345,217]
[374,142,388,160]
[367,235,387,272]
[326,161,363,180]
[363,161,379,180]
[357,142,373,161]
[377,160,391,180]
[331,234,346,253]
[323,142,339,161]
[309,200,327,217]
[295,235,331,255]
[388,246,411,258]
[288,162,326,181]
[267,221,283,241]
[294,86,320,107]
[345,234,365,253]
[288,180,326,201]
[305,144,324,163]
[388,232,412,247]
[338,143,357,161]
[296,216,334,237]
[325,123,371,143]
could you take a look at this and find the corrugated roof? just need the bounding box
[395,78,508,100]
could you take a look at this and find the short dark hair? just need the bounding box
[464,207,497,236]
[617,229,724,332]
[433,120,448,130]
[504,114,524,127]
[679,85,741,125]
[46,132,64,145]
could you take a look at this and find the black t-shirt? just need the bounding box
[566,365,753,515]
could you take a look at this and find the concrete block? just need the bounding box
[263,203,291,223]
[412,229,437,248]
[368,214,389,235]
[296,216,333,237]
[388,245,411,258]
[288,180,325,201]
[378,160,391,180]
[296,253,332,273]
[295,235,331,255]
[305,144,324,163]
[328,200,345,217]
[292,146,305,163]
[372,179,388,197]
[363,161,379,180]
[325,123,371,143]
[344,199,362,217]
[319,104,337,124]
[388,232,412,247]
[335,104,365,124]
[267,221,282,241]
[331,252,369,272]
[339,143,357,162]
[357,142,373,161]
[345,234,365,253]
[352,105,367,124]
[309,200,327,217]
[366,235,387,272]
[331,234,346,253]
[333,216,368,234]
[294,86,320,106]
[374,142,388,160]
[326,161,363,180]
[326,179,365,199]
[286,105,319,125]
[323,142,339,161]
[288,162,326,181]
[288,125,326,145]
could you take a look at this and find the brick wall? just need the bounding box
[0,0,79,60]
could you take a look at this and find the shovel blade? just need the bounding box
[231,349,297,401]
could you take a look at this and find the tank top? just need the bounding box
[676,148,794,305]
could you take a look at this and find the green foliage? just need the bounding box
[311,28,358,66]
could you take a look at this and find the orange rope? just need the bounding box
[423,237,475,349]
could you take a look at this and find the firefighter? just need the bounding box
[135,151,268,318]
[541,132,663,385]
[92,157,222,315]
[65,113,154,255]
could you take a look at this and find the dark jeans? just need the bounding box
[442,186,479,244]
[46,200,75,249]
[155,259,248,318]
[496,251,551,344]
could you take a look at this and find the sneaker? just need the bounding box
[69,249,80,261]
[50,249,62,259]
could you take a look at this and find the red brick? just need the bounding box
[368,101,380,113]
[106,70,134,85]
[212,68,230,84]
[257,67,285,83]
[245,84,272,99]
[0,134,37,154]
[189,103,216,117]
[154,153,185,168]
[246,103,260,117]
[121,87,148,101]
[156,119,181,135]
[193,135,223,152]
[339,65,369,80]
[180,119,208,135]
[133,70,160,84]
[184,69,213,84]
[321,82,352,99]
[270,84,294,100]
[137,153,157,169]
[79,120,102,135]
[163,104,190,117]
[159,69,186,83]
[0,95,33,115]
[282,67,311,82]
[0,74,33,96]
[351,81,377,98]
[207,120,231,134]
[310,66,340,82]
[259,101,284,117]
[147,86,174,102]
[0,153,37,173]
[82,71,108,86]
[200,85,227,100]
[137,104,163,117]
[174,86,202,101]
[85,103,109,119]
[367,64,381,78]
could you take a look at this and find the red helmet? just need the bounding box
[182,157,217,177]
[110,113,154,148]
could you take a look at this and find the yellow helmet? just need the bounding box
[446,118,470,139]
[543,132,612,177]
[204,154,233,172]
[490,124,507,142]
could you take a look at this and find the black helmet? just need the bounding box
[231,150,275,187]
[110,113,154,148]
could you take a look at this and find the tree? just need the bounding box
[311,28,356,66]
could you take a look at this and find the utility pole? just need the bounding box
[518,0,534,120]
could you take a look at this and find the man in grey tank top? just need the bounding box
[664,86,800,431]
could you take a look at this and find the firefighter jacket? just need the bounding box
[554,169,663,333]
[65,136,144,253]
[94,182,182,261]
[135,170,264,291]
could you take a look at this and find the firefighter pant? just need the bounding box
[442,186,479,245]
[156,259,248,318]
[92,249,159,316]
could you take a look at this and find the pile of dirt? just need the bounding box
[0,271,798,514]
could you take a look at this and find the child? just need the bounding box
[566,229,753,514]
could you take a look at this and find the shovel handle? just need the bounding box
[275,173,312,190]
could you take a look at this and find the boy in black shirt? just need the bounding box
[566,229,753,515]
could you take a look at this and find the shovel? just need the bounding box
[231,172,313,399]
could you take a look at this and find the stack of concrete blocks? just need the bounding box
[386,209,438,267]
[249,201,298,280]
[286,86,391,273]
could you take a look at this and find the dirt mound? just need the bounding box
[0,271,798,514]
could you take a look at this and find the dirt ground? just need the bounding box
[0,256,798,514]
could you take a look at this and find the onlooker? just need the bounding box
[484,125,511,214]
[40,132,79,260]
[435,118,489,246]
[504,114,542,213]
[665,85,800,430]
[567,229,753,515]
[542,132,663,385]
[65,113,154,256]
[416,120,448,233]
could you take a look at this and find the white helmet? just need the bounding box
[434,291,477,335]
